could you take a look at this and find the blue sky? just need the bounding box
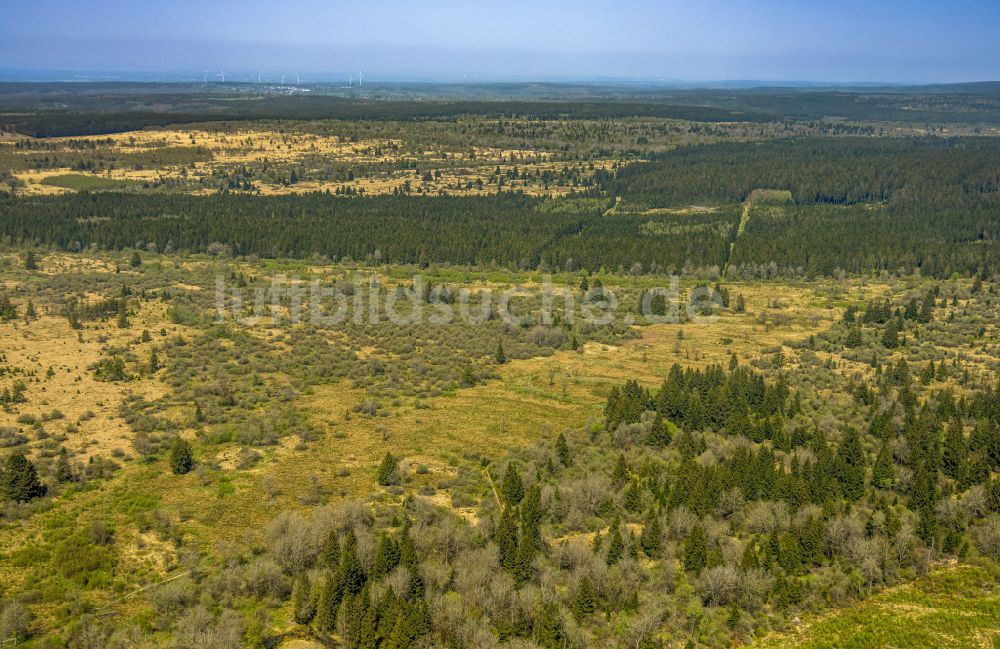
[2,0,998,83]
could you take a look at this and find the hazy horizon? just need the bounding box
[3,0,999,85]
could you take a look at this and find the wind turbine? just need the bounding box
[258,72,262,84]
[281,74,285,85]
[203,71,208,83]
[358,70,363,87]
[295,72,301,85]
[218,71,225,83]
[348,73,353,87]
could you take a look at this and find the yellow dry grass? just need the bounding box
[0,309,172,460]
[6,126,615,197]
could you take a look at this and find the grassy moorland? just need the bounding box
[0,89,999,647]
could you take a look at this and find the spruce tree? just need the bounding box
[605,519,624,566]
[55,448,75,483]
[882,320,900,349]
[341,531,367,595]
[496,340,507,364]
[555,432,571,467]
[740,540,759,570]
[683,524,708,575]
[496,506,519,571]
[376,452,397,486]
[727,602,741,629]
[512,534,535,585]
[169,437,194,475]
[845,324,863,348]
[117,298,129,328]
[942,420,966,479]
[292,573,316,624]
[648,411,673,447]
[501,463,524,505]
[835,428,866,500]
[315,570,344,632]
[533,602,565,649]
[639,508,662,557]
[320,530,341,568]
[372,535,401,580]
[571,577,596,621]
[872,442,896,489]
[611,453,631,488]
[623,479,642,512]
[1,453,46,502]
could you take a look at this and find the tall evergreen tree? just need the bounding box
[872,442,896,489]
[683,524,708,575]
[605,519,625,566]
[501,463,524,505]
[639,508,662,557]
[1,453,46,502]
[942,420,966,479]
[571,577,596,621]
[835,428,866,500]
[555,432,572,467]
[315,570,344,632]
[376,452,398,486]
[341,531,367,595]
[496,506,519,571]
[292,573,316,625]
[169,437,194,475]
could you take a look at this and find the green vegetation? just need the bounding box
[1,84,999,648]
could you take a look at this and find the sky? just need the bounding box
[2,0,998,84]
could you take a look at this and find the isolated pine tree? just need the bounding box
[1,453,46,502]
[55,448,75,483]
[117,298,129,328]
[495,340,507,364]
[376,452,397,486]
[169,437,194,475]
